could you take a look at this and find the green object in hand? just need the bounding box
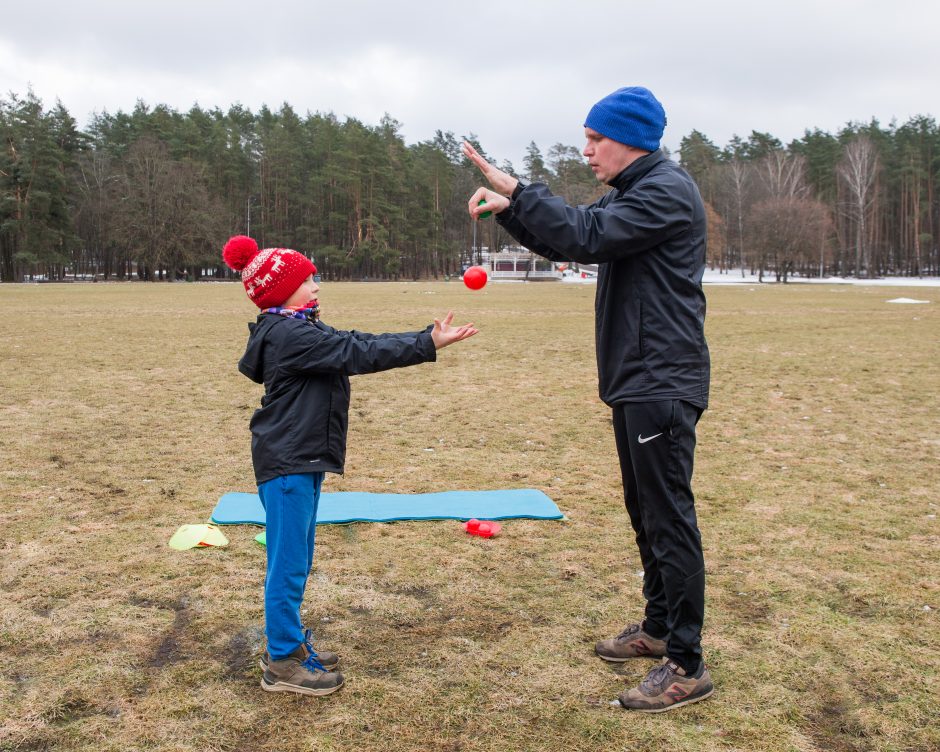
[478,199,492,219]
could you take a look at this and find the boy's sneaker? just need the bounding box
[259,628,340,672]
[618,657,713,713]
[595,622,667,662]
[260,648,339,672]
[261,643,344,697]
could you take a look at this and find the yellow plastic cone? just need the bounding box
[169,524,229,551]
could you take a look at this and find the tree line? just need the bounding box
[0,91,601,283]
[678,119,940,279]
[2,89,937,283]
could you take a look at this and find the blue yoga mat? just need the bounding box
[211,489,563,526]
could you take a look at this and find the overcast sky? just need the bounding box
[2,0,938,168]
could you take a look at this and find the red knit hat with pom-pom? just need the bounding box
[222,235,317,308]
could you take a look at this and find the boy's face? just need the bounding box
[282,274,320,309]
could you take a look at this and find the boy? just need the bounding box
[222,235,477,697]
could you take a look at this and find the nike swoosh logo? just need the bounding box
[637,433,663,444]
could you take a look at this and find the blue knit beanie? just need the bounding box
[584,86,666,151]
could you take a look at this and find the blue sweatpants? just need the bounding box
[257,472,323,660]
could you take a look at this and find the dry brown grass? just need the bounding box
[0,280,937,752]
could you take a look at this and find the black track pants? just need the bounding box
[612,399,705,673]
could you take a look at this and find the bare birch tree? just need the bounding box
[714,158,752,276]
[756,150,809,200]
[837,135,879,277]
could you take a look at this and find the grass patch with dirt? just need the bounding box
[0,280,937,752]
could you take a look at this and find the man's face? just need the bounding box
[583,127,637,183]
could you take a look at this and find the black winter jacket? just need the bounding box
[238,314,437,483]
[496,149,710,408]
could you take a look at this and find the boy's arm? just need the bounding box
[329,324,433,342]
[313,314,474,353]
[279,321,437,377]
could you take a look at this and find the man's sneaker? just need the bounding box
[261,643,344,697]
[595,622,667,662]
[259,628,340,671]
[618,657,713,713]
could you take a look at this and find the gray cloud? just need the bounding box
[2,0,937,166]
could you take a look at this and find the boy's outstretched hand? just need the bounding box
[431,311,478,350]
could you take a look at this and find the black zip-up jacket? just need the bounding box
[496,149,710,408]
[238,314,437,483]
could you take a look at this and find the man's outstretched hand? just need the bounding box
[463,141,518,196]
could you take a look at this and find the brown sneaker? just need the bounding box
[259,628,340,672]
[260,647,339,672]
[261,643,344,697]
[618,657,713,713]
[595,622,667,662]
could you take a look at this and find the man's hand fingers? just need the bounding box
[462,141,483,162]
[469,201,486,218]
[468,187,488,215]
[469,191,509,218]
[463,142,491,174]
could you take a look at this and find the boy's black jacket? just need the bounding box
[238,314,436,483]
[497,149,710,408]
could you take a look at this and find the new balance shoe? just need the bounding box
[618,657,713,712]
[595,622,667,662]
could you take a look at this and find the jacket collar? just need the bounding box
[608,149,666,192]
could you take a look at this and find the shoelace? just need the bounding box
[301,628,327,673]
[642,661,680,692]
[617,623,642,639]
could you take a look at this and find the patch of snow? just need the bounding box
[702,269,940,288]
[886,297,930,304]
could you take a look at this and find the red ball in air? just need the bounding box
[463,266,488,290]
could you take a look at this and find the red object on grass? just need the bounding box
[463,519,501,538]
[463,266,488,290]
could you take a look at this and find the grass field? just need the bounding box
[0,280,937,752]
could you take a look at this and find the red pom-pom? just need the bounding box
[222,235,259,272]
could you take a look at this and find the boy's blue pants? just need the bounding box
[257,472,323,660]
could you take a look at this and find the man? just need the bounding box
[463,86,712,712]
